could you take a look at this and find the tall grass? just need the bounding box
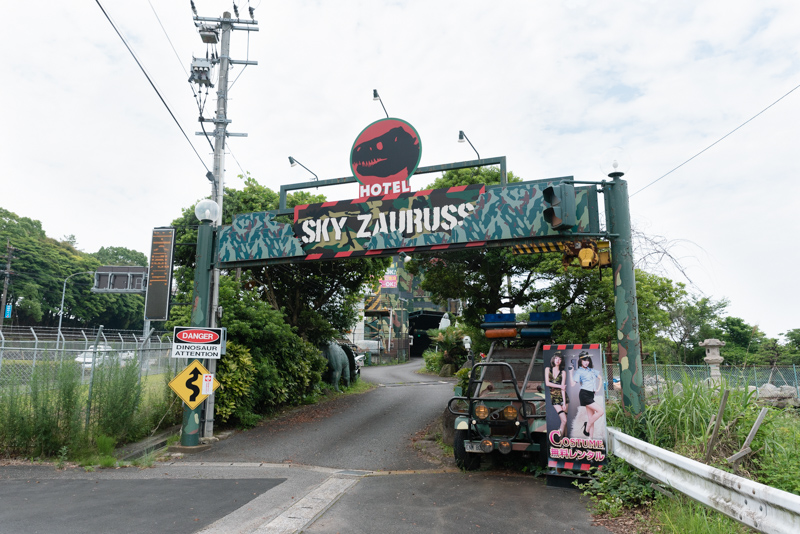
[0,357,181,459]
[651,495,754,534]
[584,371,800,534]
[609,374,757,459]
[89,356,142,442]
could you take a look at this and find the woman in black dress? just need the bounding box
[545,353,569,437]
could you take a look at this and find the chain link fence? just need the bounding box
[604,363,800,401]
[0,331,176,387]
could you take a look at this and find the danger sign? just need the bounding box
[172,326,226,360]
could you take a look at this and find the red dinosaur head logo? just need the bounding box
[350,118,422,196]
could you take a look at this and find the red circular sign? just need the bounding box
[176,329,219,343]
[350,118,422,190]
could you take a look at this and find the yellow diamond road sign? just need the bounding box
[169,360,220,410]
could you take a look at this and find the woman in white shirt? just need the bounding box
[569,352,605,438]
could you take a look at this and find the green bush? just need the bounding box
[249,323,327,414]
[577,457,656,516]
[214,342,257,426]
[423,349,445,373]
[454,367,470,394]
[95,434,116,456]
[424,324,484,373]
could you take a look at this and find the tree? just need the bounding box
[782,328,800,352]
[549,264,681,350]
[0,207,146,330]
[660,296,728,364]
[404,167,530,327]
[91,246,147,267]
[424,166,520,189]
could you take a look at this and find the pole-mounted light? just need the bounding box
[195,198,221,223]
[56,271,94,351]
[600,147,630,179]
[373,89,389,118]
[288,156,318,181]
[458,130,480,159]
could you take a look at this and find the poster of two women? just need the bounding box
[542,344,608,471]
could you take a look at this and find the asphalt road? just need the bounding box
[186,360,456,471]
[0,359,607,533]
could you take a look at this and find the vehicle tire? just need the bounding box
[454,429,481,471]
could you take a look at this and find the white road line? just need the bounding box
[254,476,358,533]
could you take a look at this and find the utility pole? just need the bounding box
[0,239,16,332]
[603,172,645,415]
[190,9,258,438]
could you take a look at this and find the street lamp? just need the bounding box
[458,130,480,159]
[600,146,630,178]
[288,156,319,181]
[195,198,221,222]
[56,271,94,350]
[373,89,389,118]
[179,198,220,448]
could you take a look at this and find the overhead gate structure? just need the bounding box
[211,157,646,414]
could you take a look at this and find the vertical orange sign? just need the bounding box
[144,228,175,321]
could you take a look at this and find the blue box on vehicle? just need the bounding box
[483,313,517,323]
[527,312,561,324]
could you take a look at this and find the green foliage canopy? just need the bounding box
[0,207,145,329]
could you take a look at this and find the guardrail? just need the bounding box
[607,427,800,534]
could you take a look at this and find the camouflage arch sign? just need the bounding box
[216,179,600,267]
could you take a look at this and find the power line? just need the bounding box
[227,142,247,177]
[94,0,211,174]
[631,81,800,197]
[147,0,188,77]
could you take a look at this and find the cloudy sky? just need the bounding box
[4,1,799,339]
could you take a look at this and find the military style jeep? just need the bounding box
[447,341,548,470]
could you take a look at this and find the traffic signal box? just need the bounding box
[481,312,562,340]
[542,183,577,230]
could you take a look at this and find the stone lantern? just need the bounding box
[700,339,725,382]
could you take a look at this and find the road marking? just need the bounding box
[377,381,454,387]
[367,468,460,475]
[254,476,358,533]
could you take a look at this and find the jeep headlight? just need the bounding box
[502,405,518,420]
[475,404,489,420]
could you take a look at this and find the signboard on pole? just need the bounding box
[4,304,11,318]
[144,228,175,321]
[542,343,607,471]
[168,360,220,410]
[217,180,600,268]
[92,266,147,293]
[171,326,225,360]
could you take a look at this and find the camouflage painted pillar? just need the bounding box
[603,174,645,415]
[181,220,214,447]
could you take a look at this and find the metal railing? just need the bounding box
[608,427,800,534]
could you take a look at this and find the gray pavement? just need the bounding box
[0,360,609,533]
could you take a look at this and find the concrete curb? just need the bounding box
[116,425,180,461]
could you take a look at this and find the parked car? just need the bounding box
[74,344,135,370]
